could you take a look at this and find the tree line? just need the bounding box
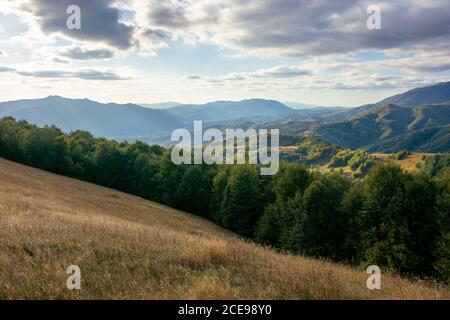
[0,116,448,282]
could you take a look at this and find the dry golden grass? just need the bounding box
[371,153,435,172]
[0,158,448,300]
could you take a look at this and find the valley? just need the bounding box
[1,82,450,154]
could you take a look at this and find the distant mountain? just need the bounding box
[333,81,450,119]
[138,102,181,109]
[0,96,183,139]
[284,101,322,109]
[167,99,294,122]
[285,101,347,111]
[313,102,450,152]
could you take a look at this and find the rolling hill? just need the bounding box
[312,103,450,152]
[0,96,183,139]
[0,157,448,299]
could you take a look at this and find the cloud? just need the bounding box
[185,75,201,80]
[184,60,449,92]
[139,0,450,57]
[21,0,134,49]
[0,66,129,80]
[59,46,115,60]
[14,0,450,60]
[139,28,172,41]
[378,52,450,73]
[146,2,190,29]
[52,57,70,64]
[186,65,311,84]
[0,12,29,36]
[0,66,16,72]
[250,66,311,78]
[0,50,5,56]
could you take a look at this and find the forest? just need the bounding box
[0,116,449,283]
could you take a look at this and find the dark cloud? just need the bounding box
[52,57,70,64]
[23,0,134,49]
[140,28,172,41]
[235,0,450,55]
[59,46,115,60]
[408,63,450,73]
[147,2,191,29]
[253,66,311,78]
[0,66,128,80]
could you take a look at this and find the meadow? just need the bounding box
[0,158,448,299]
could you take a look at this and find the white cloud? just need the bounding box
[136,0,450,57]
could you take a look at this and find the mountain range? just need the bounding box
[0,96,183,139]
[0,81,449,152]
[166,99,294,122]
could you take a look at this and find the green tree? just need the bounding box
[220,165,262,237]
[210,165,232,224]
[361,163,441,275]
[0,117,23,161]
[24,126,71,174]
[173,165,215,217]
[66,130,96,180]
[93,140,126,188]
[155,150,187,206]
[299,174,350,259]
[340,184,366,262]
[433,169,450,282]
[256,164,310,248]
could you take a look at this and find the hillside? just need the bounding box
[366,125,450,153]
[370,153,435,172]
[332,81,450,119]
[0,96,183,139]
[376,82,450,108]
[0,158,448,299]
[313,103,450,152]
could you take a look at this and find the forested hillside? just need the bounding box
[1,116,449,283]
[313,103,450,152]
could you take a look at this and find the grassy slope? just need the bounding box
[370,153,433,172]
[0,158,448,300]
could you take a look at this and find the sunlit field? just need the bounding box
[0,158,448,300]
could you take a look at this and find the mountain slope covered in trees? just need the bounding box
[313,103,450,152]
[333,81,450,119]
[376,81,450,108]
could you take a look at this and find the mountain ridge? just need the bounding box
[166,98,295,122]
[0,96,183,139]
[313,102,450,152]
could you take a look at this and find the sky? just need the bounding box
[0,0,449,107]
